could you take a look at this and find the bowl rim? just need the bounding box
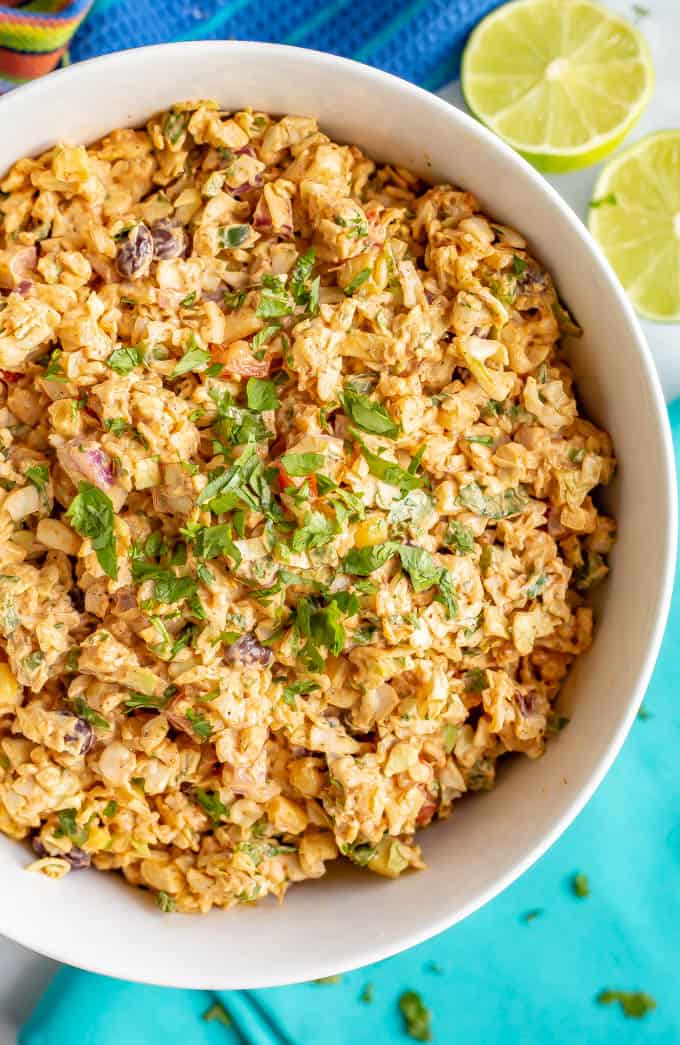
[0,39,676,988]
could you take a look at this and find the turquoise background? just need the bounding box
[21,414,680,1043]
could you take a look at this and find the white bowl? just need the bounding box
[0,42,675,990]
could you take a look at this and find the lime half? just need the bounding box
[589,131,680,322]
[461,0,654,173]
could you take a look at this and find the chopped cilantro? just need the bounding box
[294,596,346,662]
[523,909,544,924]
[21,651,44,673]
[124,686,175,711]
[156,891,176,912]
[280,452,324,477]
[290,248,318,312]
[388,489,434,531]
[197,445,256,507]
[256,275,292,318]
[479,544,492,575]
[44,348,67,382]
[70,696,110,730]
[194,788,228,825]
[107,346,143,375]
[589,193,618,209]
[360,983,374,1004]
[482,398,504,417]
[291,511,338,552]
[344,268,371,296]
[102,800,117,818]
[203,1002,231,1026]
[445,520,475,555]
[340,388,399,437]
[457,482,528,519]
[66,482,117,579]
[597,990,656,1019]
[512,254,528,277]
[335,213,369,238]
[56,808,89,847]
[282,679,320,707]
[360,444,422,493]
[398,544,444,592]
[343,542,456,616]
[251,323,280,351]
[186,708,212,741]
[408,445,426,474]
[104,418,129,437]
[131,560,198,606]
[163,110,187,145]
[399,990,432,1041]
[170,342,211,379]
[246,377,278,412]
[443,723,459,752]
[189,523,241,565]
[464,668,488,694]
[209,386,271,445]
[546,713,570,735]
[218,224,251,248]
[526,574,547,599]
[25,464,49,492]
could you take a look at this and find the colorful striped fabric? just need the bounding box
[0,1,92,92]
[0,0,504,94]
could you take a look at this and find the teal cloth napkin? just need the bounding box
[20,400,680,1043]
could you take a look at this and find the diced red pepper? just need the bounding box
[0,370,20,383]
[276,463,294,491]
[416,797,438,826]
[210,341,270,377]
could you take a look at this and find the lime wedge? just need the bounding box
[588,131,680,322]
[461,0,654,172]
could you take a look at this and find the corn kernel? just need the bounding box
[288,757,325,798]
[48,398,83,438]
[384,741,418,776]
[0,663,21,713]
[299,829,338,877]
[353,515,388,549]
[266,794,308,835]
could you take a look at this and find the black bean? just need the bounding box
[225,633,272,667]
[116,223,153,279]
[31,834,90,869]
[64,715,96,755]
[31,836,47,858]
[64,846,91,870]
[150,219,187,261]
[517,266,548,295]
[31,835,89,869]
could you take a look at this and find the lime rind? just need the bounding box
[461,0,655,173]
[589,131,680,322]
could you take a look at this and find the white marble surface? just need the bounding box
[0,1,678,1040]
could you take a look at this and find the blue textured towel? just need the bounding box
[20,400,680,1042]
[70,0,503,91]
